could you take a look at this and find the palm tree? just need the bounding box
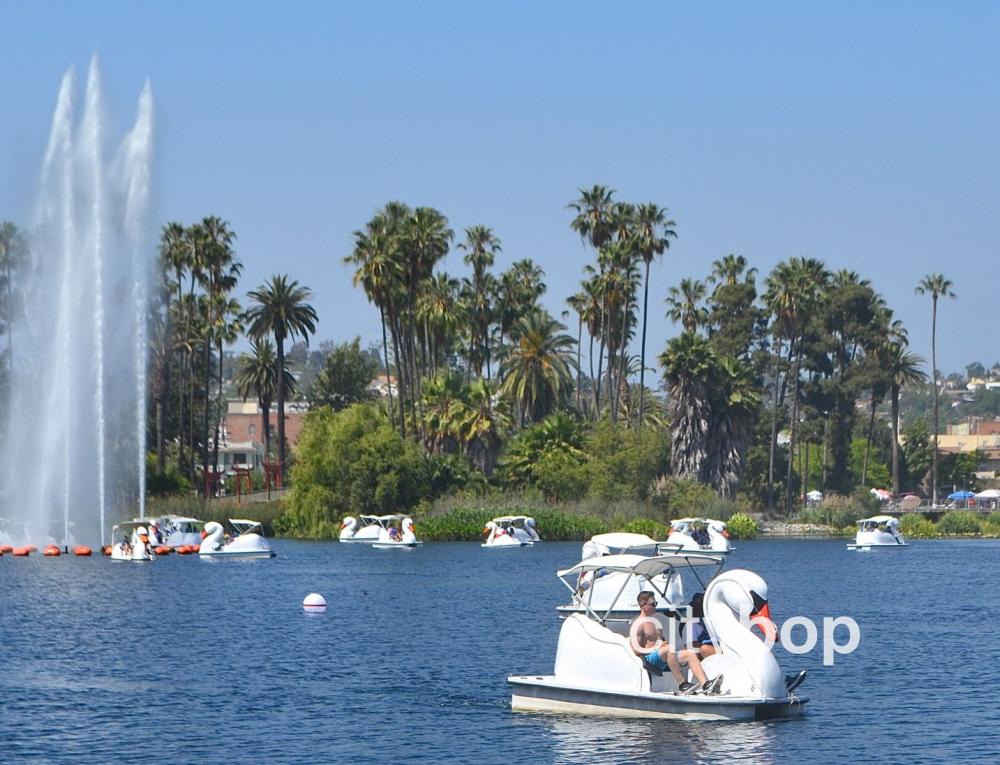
[458,225,501,378]
[345,227,404,435]
[633,203,676,428]
[245,275,318,483]
[235,339,297,462]
[915,273,956,506]
[665,278,708,332]
[660,332,716,480]
[705,357,760,498]
[569,186,616,411]
[157,222,189,473]
[882,342,926,495]
[499,311,577,424]
[450,379,513,474]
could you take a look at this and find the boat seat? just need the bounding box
[641,656,664,677]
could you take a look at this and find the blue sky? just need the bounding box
[2,1,997,376]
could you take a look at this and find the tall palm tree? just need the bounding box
[660,332,716,480]
[915,273,956,506]
[346,227,404,435]
[569,186,616,411]
[499,311,577,424]
[633,203,676,428]
[458,225,501,378]
[235,339,296,462]
[665,278,708,332]
[882,343,926,495]
[245,275,318,483]
[705,356,760,498]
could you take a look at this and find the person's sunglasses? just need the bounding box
[641,601,656,607]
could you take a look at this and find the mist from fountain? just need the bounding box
[0,58,153,547]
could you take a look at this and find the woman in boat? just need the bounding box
[684,593,717,658]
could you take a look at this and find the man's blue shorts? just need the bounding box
[644,649,669,671]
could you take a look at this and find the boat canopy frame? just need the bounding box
[557,553,725,625]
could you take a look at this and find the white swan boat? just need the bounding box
[847,515,908,550]
[150,515,204,548]
[371,517,423,549]
[667,518,734,553]
[110,521,155,562]
[199,519,275,559]
[340,514,406,543]
[509,556,807,720]
[482,516,541,548]
[556,548,723,619]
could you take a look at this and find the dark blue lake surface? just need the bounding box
[2,538,998,764]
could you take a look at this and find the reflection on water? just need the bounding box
[540,714,779,765]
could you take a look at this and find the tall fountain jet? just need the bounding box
[0,58,153,547]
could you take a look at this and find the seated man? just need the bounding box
[629,591,718,694]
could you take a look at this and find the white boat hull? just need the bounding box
[847,542,908,550]
[200,549,275,559]
[508,676,806,721]
[371,541,423,549]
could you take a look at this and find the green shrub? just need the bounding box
[619,518,669,539]
[283,404,431,537]
[981,512,1000,538]
[936,511,982,535]
[899,514,938,539]
[796,494,867,529]
[648,476,717,519]
[144,453,191,496]
[726,512,758,540]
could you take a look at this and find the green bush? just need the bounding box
[899,513,938,539]
[726,512,758,540]
[980,512,1000,538]
[936,511,982,535]
[283,404,431,537]
[796,494,867,529]
[648,476,717,519]
[144,453,191,496]
[619,518,669,539]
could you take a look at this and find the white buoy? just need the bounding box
[303,593,327,613]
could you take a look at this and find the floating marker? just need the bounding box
[303,593,327,613]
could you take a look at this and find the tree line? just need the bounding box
[0,194,969,515]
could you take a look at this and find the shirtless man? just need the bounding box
[629,590,717,694]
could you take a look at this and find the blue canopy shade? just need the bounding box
[948,490,975,500]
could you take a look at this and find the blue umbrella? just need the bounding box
[948,490,975,500]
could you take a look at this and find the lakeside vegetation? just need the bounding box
[3,188,998,535]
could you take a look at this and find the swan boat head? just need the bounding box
[703,569,785,699]
[340,516,358,540]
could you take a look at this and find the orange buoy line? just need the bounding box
[0,544,12,554]
[74,545,92,556]
[12,547,30,556]
[43,545,61,556]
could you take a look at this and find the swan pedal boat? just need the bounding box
[149,514,204,549]
[847,515,908,550]
[556,547,723,620]
[199,519,275,559]
[509,555,807,721]
[482,516,541,548]
[667,518,734,554]
[371,517,423,549]
[109,521,155,562]
[340,514,406,543]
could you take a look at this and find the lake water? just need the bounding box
[1,538,998,764]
